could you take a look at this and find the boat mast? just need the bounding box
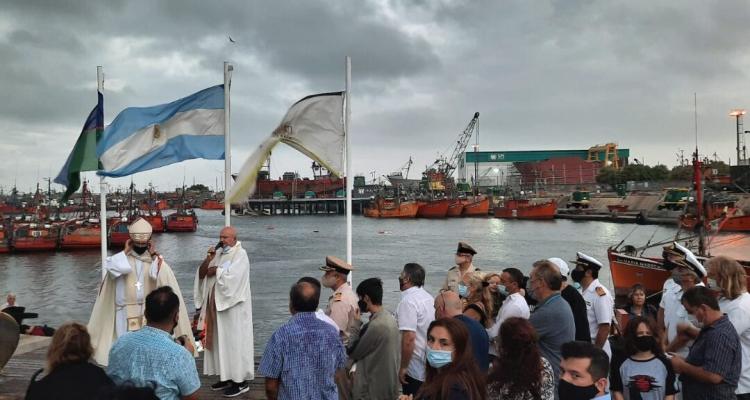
[693,93,706,256]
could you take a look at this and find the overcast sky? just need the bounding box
[2,0,750,194]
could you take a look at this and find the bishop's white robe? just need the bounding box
[88,249,195,365]
[195,241,254,382]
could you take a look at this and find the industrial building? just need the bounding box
[457,143,630,190]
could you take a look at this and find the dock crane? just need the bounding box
[424,112,480,192]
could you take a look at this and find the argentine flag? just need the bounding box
[97,85,225,177]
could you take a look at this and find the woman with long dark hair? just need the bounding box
[610,316,676,400]
[625,284,657,321]
[399,318,487,400]
[487,317,554,400]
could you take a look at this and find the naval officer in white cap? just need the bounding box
[571,252,614,358]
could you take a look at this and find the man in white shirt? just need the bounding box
[488,267,529,357]
[396,262,435,396]
[660,242,705,357]
[570,252,614,359]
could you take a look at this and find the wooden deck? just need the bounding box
[0,340,267,399]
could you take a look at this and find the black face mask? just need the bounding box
[398,277,406,291]
[663,257,680,271]
[558,378,599,400]
[133,244,149,255]
[358,300,368,313]
[633,335,656,352]
[571,269,585,283]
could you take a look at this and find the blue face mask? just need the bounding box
[571,282,582,291]
[497,284,509,296]
[458,284,468,298]
[222,245,232,254]
[426,348,452,368]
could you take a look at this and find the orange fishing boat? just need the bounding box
[446,199,467,217]
[416,199,450,218]
[165,211,198,232]
[720,214,750,232]
[200,199,224,210]
[59,219,101,250]
[142,212,165,232]
[364,197,419,218]
[461,196,490,217]
[494,199,557,220]
[108,219,130,248]
[11,222,60,252]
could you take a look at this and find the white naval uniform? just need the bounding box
[580,278,614,358]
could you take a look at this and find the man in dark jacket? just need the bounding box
[549,257,591,342]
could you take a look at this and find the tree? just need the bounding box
[187,183,210,193]
[670,165,692,181]
[596,167,621,189]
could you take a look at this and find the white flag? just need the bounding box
[228,91,345,203]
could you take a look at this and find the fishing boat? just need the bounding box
[166,186,198,232]
[607,150,750,299]
[461,196,490,217]
[142,211,165,232]
[200,199,224,210]
[59,219,101,250]
[494,199,557,220]
[364,197,419,218]
[11,222,60,252]
[416,199,450,218]
[108,219,130,248]
[446,199,467,217]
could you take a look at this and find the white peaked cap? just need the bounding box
[128,217,152,242]
[548,257,570,276]
[575,252,604,270]
[673,242,707,278]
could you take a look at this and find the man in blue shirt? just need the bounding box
[259,277,346,400]
[107,286,200,400]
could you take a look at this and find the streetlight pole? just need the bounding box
[730,109,746,166]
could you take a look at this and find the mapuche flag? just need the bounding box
[54,91,104,202]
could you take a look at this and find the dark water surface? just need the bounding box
[0,210,680,352]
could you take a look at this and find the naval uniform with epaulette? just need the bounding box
[325,283,361,346]
[580,278,614,358]
[441,264,480,293]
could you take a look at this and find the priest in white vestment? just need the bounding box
[194,226,254,396]
[88,217,194,365]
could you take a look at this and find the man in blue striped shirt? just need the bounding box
[671,286,741,400]
[259,278,346,400]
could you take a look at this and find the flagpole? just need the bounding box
[97,66,108,279]
[224,62,233,227]
[345,56,352,283]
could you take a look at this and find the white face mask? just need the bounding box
[454,255,465,265]
[707,278,719,290]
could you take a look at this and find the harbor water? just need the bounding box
[0,210,680,353]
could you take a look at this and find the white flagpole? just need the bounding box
[345,57,353,283]
[224,62,233,227]
[97,66,108,280]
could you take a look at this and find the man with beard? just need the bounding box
[89,218,193,366]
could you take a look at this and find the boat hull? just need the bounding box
[59,226,101,250]
[12,238,58,251]
[494,200,556,220]
[416,200,450,218]
[721,215,750,232]
[446,200,466,217]
[608,249,750,298]
[200,200,224,210]
[364,200,419,218]
[462,197,490,217]
[142,215,165,232]
[166,215,198,232]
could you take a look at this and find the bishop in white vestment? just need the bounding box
[88,217,194,365]
[195,226,254,390]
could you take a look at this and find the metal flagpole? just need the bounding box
[224,62,233,227]
[97,66,108,279]
[345,57,353,284]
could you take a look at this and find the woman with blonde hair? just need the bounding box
[26,322,113,400]
[706,256,750,399]
[463,272,494,328]
[483,273,506,320]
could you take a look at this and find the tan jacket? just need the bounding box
[325,283,361,346]
[441,264,480,292]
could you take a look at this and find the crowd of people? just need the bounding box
[13,220,750,400]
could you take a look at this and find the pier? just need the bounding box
[243,198,370,216]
